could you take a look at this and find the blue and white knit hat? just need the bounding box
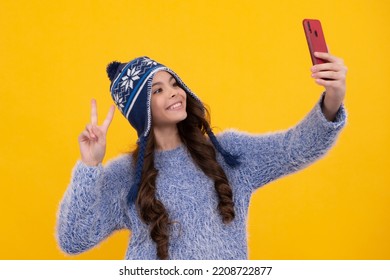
[106,56,239,203]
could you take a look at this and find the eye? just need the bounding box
[153,88,162,94]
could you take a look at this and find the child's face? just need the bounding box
[151,71,187,128]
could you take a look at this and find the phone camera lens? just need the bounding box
[307,22,312,32]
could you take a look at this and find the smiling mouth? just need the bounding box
[166,102,183,110]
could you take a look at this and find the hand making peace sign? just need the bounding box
[78,99,115,166]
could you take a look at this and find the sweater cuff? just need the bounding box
[69,160,104,201]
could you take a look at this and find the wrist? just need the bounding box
[321,94,342,122]
[81,160,100,167]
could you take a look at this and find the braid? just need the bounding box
[178,97,235,223]
[132,132,170,260]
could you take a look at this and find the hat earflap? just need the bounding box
[127,135,148,204]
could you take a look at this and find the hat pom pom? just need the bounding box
[106,61,121,81]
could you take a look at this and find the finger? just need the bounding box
[312,63,337,73]
[86,124,97,139]
[314,78,342,88]
[102,105,115,131]
[315,78,332,87]
[314,52,340,63]
[78,130,91,142]
[311,62,345,74]
[91,99,98,126]
[312,71,335,80]
[312,70,341,81]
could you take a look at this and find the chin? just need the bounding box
[176,112,188,122]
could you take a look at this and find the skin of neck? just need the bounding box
[152,124,182,151]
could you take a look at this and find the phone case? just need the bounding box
[303,19,328,64]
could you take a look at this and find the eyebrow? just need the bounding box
[152,76,175,87]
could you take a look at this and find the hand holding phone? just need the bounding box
[303,19,328,65]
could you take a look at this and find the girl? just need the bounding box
[56,52,347,260]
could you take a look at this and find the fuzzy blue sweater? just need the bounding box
[56,96,346,259]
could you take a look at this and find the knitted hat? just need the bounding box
[106,56,239,203]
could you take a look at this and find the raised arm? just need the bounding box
[219,96,346,192]
[219,53,347,192]
[56,100,131,254]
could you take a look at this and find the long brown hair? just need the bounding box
[131,95,235,259]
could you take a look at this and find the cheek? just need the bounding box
[180,90,187,102]
[151,96,165,121]
[184,93,188,110]
[150,97,160,119]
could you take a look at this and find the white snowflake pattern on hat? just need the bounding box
[143,58,157,66]
[121,67,141,91]
[113,93,125,112]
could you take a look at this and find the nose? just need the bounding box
[169,87,180,98]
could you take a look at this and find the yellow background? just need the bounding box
[0,0,389,259]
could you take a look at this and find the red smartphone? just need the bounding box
[303,19,328,64]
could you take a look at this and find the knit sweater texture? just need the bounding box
[56,96,346,259]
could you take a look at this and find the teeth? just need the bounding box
[168,102,181,110]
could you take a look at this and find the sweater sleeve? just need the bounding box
[56,155,132,255]
[218,94,347,192]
